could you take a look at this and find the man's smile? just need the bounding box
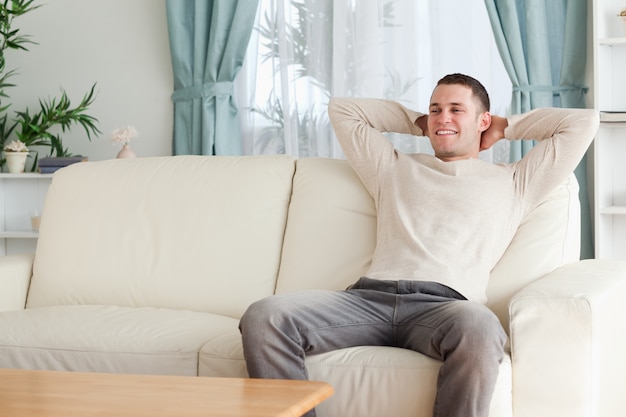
[435,129,458,136]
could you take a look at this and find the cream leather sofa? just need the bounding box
[1,155,625,417]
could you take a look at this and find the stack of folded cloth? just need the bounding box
[38,156,88,174]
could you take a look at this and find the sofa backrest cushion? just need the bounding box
[27,155,296,318]
[486,173,580,327]
[277,158,580,331]
[276,158,377,293]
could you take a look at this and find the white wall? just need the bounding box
[4,0,173,161]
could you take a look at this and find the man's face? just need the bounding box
[426,84,490,162]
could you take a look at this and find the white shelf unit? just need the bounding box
[0,173,53,256]
[593,0,626,260]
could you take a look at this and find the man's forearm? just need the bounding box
[504,107,598,145]
[507,107,599,208]
[328,97,424,137]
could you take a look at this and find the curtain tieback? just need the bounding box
[172,81,233,102]
[513,84,588,93]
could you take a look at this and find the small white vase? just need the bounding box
[621,16,626,37]
[3,152,28,173]
[116,144,136,159]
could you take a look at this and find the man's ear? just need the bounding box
[478,111,491,133]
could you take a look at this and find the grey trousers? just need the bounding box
[239,277,507,417]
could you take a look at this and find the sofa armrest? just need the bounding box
[0,253,34,311]
[509,259,626,417]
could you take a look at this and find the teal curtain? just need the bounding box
[166,0,259,155]
[485,0,593,259]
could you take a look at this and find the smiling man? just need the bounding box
[421,76,492,161]
[239,73,598,417]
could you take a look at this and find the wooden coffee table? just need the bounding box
[0,368,333,416]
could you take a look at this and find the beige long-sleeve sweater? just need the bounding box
[328,97,599,303]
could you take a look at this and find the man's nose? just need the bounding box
[438,110,453,123]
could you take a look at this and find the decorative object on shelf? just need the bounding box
[111,126,139,159]
[2,140,29,173]
[30,211,41,231]
[37,156,88,174]
[0,172,52,256]
[116,145,136,159]
[620,8,626,36]
[599,111,626,122]
[0,0,101,173]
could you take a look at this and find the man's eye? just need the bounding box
[430,109,440,114]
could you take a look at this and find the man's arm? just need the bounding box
[505,107,599,207]
[328,98,425,161]
[329,97,424,139]
[328,97,425,194]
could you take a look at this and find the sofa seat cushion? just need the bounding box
[199,327,248,377]
[0,305,239,376]
[198,331,512,417]
[308,346,512,417]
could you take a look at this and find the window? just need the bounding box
[236,0,512,162]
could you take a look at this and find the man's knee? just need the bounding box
[444,302,506,357]
[240,295,301,338]
[241,297,278,331]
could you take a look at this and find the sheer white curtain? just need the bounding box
[236,0,512,162]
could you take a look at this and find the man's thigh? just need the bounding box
[244,289,398,354]
[394,297,505,360]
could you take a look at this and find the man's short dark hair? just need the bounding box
[436,73,490,113]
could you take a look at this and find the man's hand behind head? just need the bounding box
[480,115,508,151]
[415,114,428,137]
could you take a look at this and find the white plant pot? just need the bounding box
[621,16,626,37]
[3,152,28,173]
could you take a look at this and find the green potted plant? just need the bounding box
[0,0,101,172]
